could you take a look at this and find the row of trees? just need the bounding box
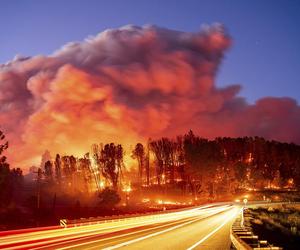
[36,130,300,197]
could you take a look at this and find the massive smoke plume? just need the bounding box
[1,24,300,168]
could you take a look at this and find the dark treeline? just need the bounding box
[130,131,300,200]
[0,130,25,230]
[0,130,23,209]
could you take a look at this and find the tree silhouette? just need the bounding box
[54,154,62,186]
[116,144,124,188]
[100,143,124,190]
[132,143,145,186]
[91,143,103,191]
[40,150,52,170]
[0,130,8,168]
[0,130,10,207]
[149,140,164,185]
[44,160,53,183]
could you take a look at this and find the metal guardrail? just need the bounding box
[62,206,192,227]
[59,202,228,228]
[62,212,162,228]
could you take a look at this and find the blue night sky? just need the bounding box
[1,0,300,103]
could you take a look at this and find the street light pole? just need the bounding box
[241,198,248,227]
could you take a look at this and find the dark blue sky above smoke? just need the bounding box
[1,0,300,103]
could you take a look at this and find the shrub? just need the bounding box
[98,188,121,209]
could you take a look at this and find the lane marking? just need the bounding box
[186,208,241,250]
[101,207,232,250]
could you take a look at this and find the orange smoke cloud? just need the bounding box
[0,24,299,169]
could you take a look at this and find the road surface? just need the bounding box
[0,204,241,250]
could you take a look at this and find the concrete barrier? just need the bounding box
[230,209,283,250]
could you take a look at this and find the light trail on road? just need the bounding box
[0,204,240,250]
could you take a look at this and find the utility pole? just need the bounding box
[52,193,57,213]
[36,168,43,210]
[33,167,43,227]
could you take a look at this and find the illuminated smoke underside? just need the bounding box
[0,24,299,168]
